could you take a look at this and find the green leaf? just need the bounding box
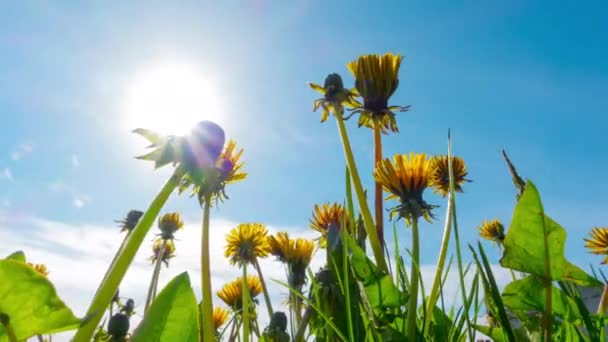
[500,181,600,286]
[132,128,164,146]
[346,235,403,313]
[502,275,581,322]
[0,260,81,341]
[3,251,25,262]
[132,272,198,342]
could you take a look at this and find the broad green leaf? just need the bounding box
[500,182,565,279]
[501,275,581,322]
[0,260,80,341]
[346,235,403,312]
[500,181,600,286]
[563,262,602,287]
[3,251,25,262]
[132,272,198,342]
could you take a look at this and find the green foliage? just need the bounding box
[131,272,198,342]
[3,251,25,263]
[500,181,600,287]
[502,276,581,323]
[0,259,81,341]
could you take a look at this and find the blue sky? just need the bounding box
[1,0,608,328]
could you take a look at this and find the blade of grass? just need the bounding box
[447,131,474,342]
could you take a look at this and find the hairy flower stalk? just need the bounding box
[225,223,273,320]
[145,237,176,312]
[310,73,387,272]
[374,152,435,341]
[424,155,470,335]
[74,121,227,341]
[177,133,246,342]
[347,53,410,248]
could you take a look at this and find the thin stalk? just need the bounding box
[543,225,553,341]
[373,126,384,246]
[200,194,215,342]
[37,335,44,342]
[144,239,166,312]
[406,218,420,342]
[73,165,185,341]
[253,259,274,318]
[242,265,250,342]
[0,314,17,342]
[447,135,474,342]
[229,315,239,342]
[93,231,131,300]
[343,230,355,342]
[424,192,453,335]
[597,283,608,314]
[335,113,387,272]
[294,305,312,342]
[294,288,303,326]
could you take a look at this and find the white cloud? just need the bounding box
[48,180,91,208]
[11,143,33,161]
[1,168,13,181]
[71,155,80,169]
[0,215,326,341]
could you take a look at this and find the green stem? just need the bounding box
[335,114,387,272]
[423,193,453,336]
[373,126,384,246]
[73,166,184,342]
[0,314,17,342]
[242,265,250,342]
[200,194,215,342]
[447,135,474,342]
[253,259,274,318]
[144,239,166,312]
[597,283,608,314]
[543,223,553,341]
[406,219,420,342]
[294,305,312,342]
[93,231,130,302]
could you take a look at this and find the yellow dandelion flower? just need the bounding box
[286,238,315,288]
[310,203,350,237]
[116,210,144,233]
[217,276,263,309]
[150,239,176,266]
[309,73,361,123]
[225,223,270,266]
[585,227,608,264]
[213,306,230,330]
[346,53,410,134]
[478,219,505,244]
[157,212,183,239]
[268,232,291,263]
[373,153,435,223]
[27,263,49,277]
[428,155,471,197]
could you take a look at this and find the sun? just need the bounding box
[123,62,223,136]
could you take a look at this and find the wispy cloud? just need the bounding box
[48,180,91,208]
[71,155,80,169]
[0,168,13,181]
[0,215,325,341]
[11,143,33,161]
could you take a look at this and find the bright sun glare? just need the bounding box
[124,63,223,136]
